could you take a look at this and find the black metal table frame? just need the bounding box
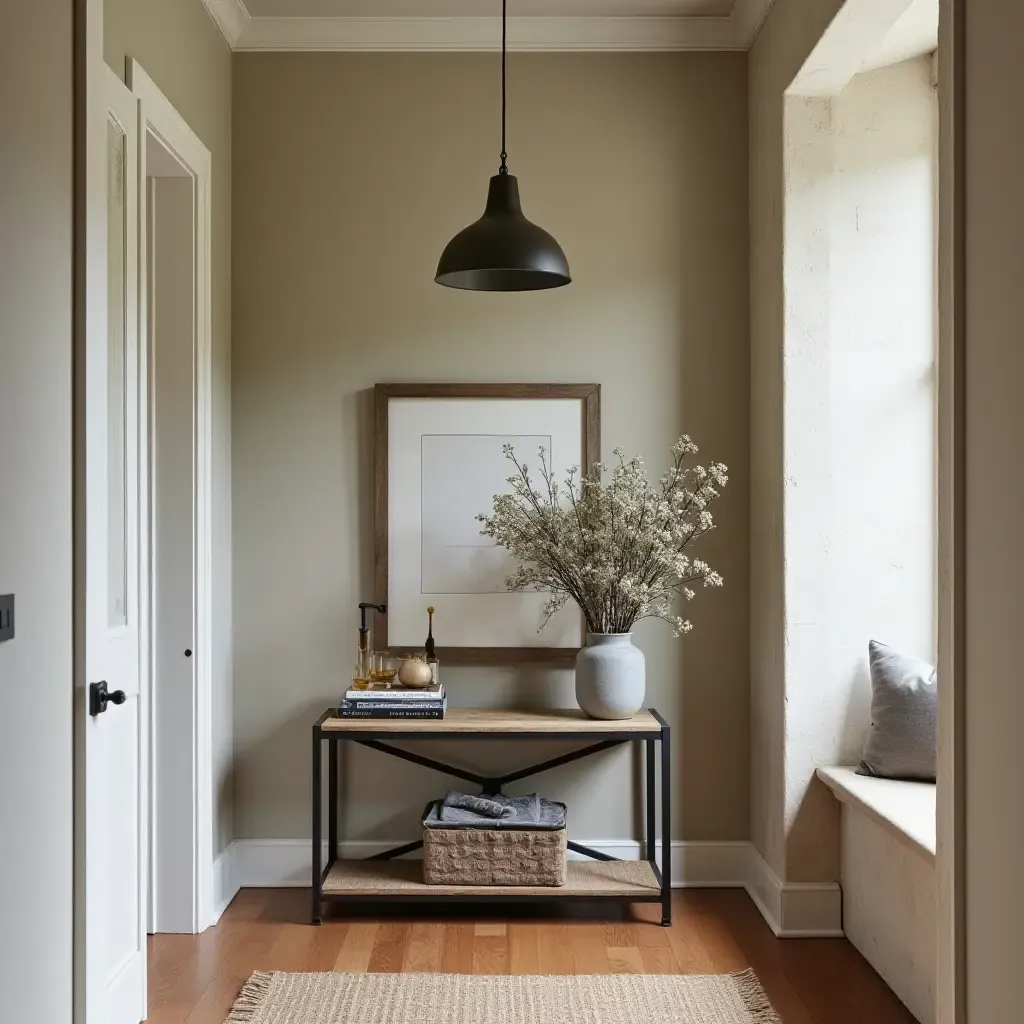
[311,708,671,926]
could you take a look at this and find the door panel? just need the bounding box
[101,708,141,963]
[82,66,147,1024]
[107,118,130,629]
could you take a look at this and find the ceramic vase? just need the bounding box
[575,633,646,720]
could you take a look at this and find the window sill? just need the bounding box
[816,766,936,862]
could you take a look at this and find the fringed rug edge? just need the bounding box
[225,970,273,1023]
[729,968,782,1024]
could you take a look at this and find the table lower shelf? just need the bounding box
[322,858,661,899]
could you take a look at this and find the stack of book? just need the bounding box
[338,683,445,719]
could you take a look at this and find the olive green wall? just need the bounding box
[231,52,750,844]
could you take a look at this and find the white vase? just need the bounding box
[575,633,646,721]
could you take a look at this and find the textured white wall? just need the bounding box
[0,4,74,1020]
[749,0,938,890]
[748,0,846,880]
[781,58,938,882]
[781,92,843,881]
[829,57,938,701]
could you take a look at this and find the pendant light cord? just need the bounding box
[499,0,508,174]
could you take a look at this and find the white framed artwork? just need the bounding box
[375,384,601,663]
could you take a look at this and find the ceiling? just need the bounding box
[203,0,772,50]
[859,0,938,73]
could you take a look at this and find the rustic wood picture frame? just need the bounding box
[374,383,601,665]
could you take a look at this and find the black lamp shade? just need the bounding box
[435,173,571,292]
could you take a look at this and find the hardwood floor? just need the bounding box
[146,888,916,1023]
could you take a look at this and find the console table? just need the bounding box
[310,707,671,925]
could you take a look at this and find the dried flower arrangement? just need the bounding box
[478,437,727,637]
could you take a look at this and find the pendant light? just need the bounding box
[435,0,571,291]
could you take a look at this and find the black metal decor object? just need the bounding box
[356,601,387,671]
[358,601,387,628]
[435,0,571,292]
[311,721,323,924]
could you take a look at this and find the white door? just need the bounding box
[148,174,200,934]
[81,65,148,1024]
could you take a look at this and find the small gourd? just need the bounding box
[397,654,434,689]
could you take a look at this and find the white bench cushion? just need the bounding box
[817,765,936,861]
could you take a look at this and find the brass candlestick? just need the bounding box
[425,605,436,662]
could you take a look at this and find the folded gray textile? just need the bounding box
[442,792,517,820]
[426,792,565,830]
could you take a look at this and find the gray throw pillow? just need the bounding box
[857,640,937,781]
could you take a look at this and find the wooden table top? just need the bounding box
[319,707,663,734]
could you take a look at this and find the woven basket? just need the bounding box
[422,804,567,887]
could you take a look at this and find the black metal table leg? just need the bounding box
[328,737,339,868]
[660,724,672,926]
[646,738,656,866]
[311,725,323,925]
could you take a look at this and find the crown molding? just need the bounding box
[202,0,250,49]
[732,0,777,47]
[201,3,777,53]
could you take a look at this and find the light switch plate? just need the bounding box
[0,594,14,642]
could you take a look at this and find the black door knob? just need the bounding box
[184,649,192,658]
[89,681,127,717]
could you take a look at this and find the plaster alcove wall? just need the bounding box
[781,54,938,883]
[750,0,937,889]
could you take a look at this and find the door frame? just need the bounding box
[128,59,216,935]
[75,6,217,1007]
[936,0,966,1021]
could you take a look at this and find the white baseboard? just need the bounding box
[746,847,843,937]
[219,838,843,937]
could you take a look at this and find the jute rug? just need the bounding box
[225,970,780,1023]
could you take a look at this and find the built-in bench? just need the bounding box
[817,767,936,1024]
